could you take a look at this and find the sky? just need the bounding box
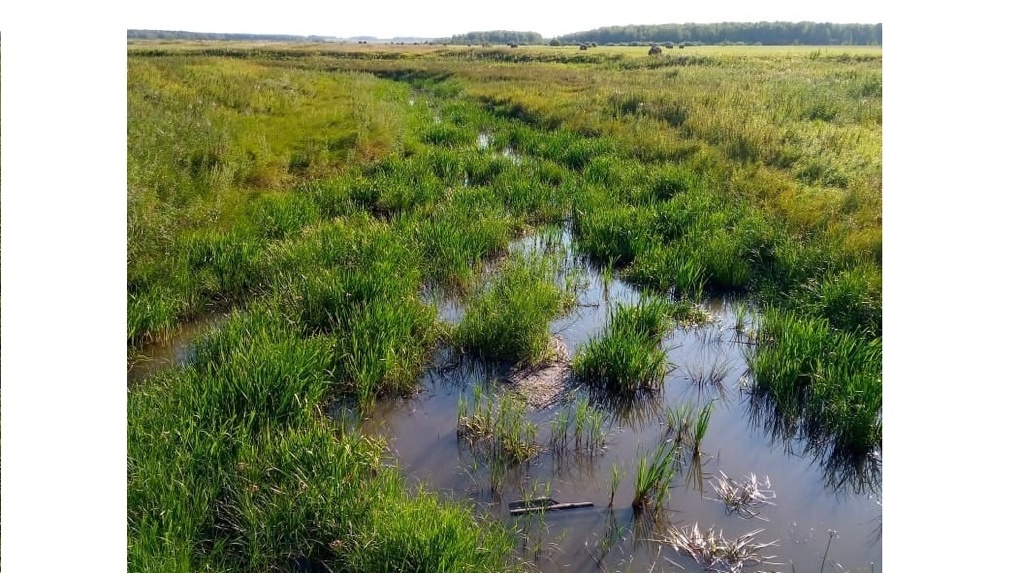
[121,0,885,38]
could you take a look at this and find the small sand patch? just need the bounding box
[505,336,572,409]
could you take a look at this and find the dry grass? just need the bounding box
[710,471,776,520]
[664,522,778,573]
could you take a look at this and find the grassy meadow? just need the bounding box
[127,42,881,571]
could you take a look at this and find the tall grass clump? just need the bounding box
[299,174,374,219]
[272,218,440,406]
[572,199,656,267]
[421,121,476,147]
[177,228,274,305]
[535,130,612,170]
[127,282,195,344]
[332,294,439,407]
[491,170,569,224]
[453,253,567,365]
[186,305,334,433]
[573,297,673,393]
[609,463,624,507]
[396,195,516,287]
[573,395,608,452]
[131,385,516,572]
[625,243,706,300]
[691,401,714,456]
[130,294,516,572]
[747,309,881,455]
[463,151,515,186]
[244,191,320,240]
[130,303,331,569]
[664,402,697,444]
[367,157,446,216]
[791,263,882,337]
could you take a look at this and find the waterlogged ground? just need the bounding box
[362,229,882,573]
[126,228,881,573]
[127,314,226,386]
[127,47,882,572]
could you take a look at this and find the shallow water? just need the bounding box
[477,130,522,164]
[125,227,881,572]
[127,314,225,385]
[364,227,882,572]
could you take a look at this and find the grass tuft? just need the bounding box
[573,297,673,393]
[454,253,568,365]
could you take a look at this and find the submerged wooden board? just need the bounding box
[508,497,594,516]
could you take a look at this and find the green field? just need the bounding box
[127,42,881,571]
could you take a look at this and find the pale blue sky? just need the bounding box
[125,0,884,38]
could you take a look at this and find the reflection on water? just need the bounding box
[585,386,664,430]
[364,225,882,572]
[127,314,226,385]
[744,386,882,498]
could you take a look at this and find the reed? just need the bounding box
[692,401,714,456]
[683,356,734,396]
[573,395,608,453]
[661,400,713,455]
[457,390,540,464]
[631,442,679,513]
[609,463,623,507]
[664,402,696,445]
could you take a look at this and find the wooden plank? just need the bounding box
[507,499,595,517]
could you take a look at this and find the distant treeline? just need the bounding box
[443,30,544,45]
[127,30,340,42]
[557,22,882,46]
[128,22,882,47]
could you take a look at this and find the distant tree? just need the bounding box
[555,22,882,46]
[549,39,562,46]
[446,30,544,45]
